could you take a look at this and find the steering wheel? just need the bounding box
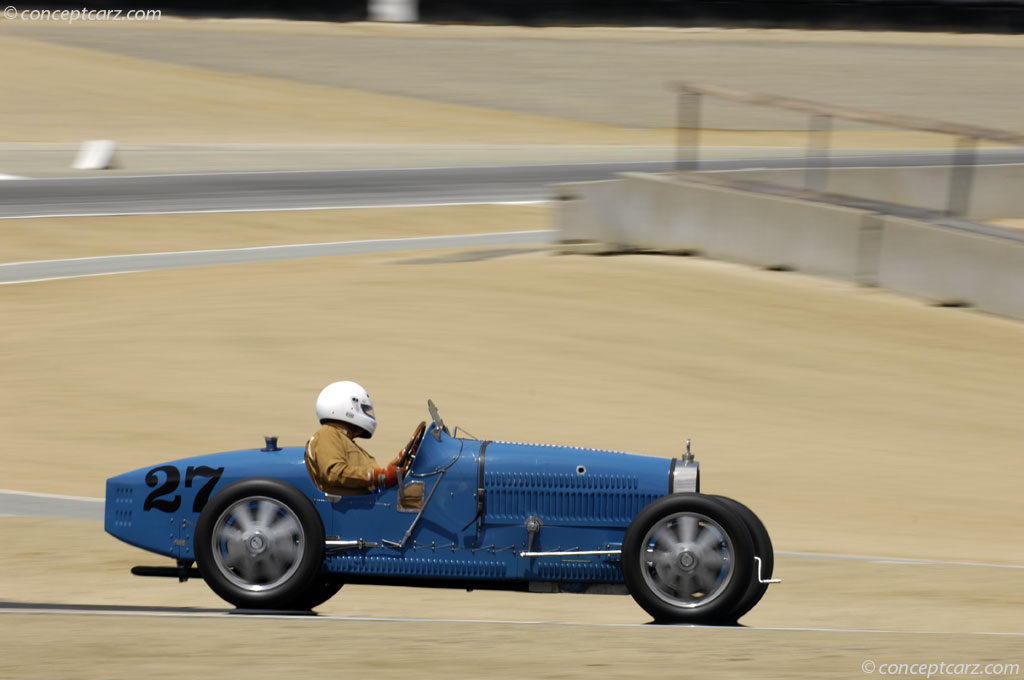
[396,421,427,473]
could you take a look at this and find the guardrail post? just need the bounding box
[804,114,832,192]
[675,91,702,172]
[947,136,978,217]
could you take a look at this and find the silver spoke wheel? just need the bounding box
[210,496,306,592]
[639,511,733,609]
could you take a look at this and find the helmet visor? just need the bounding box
[361,403,375,419]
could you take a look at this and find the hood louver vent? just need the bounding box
[484,472,656,524]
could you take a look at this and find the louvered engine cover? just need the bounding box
[481,441,669,528]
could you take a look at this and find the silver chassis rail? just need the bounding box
[519,549,622,558]
[324,545,779,584]
[522,549,782,586]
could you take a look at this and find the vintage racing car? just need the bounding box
[105,401,777,624]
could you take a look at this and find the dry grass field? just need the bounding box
[0,30,663,146]
[3,217,1023,560]
[5,18,1024,132]
[1,19,1022,680]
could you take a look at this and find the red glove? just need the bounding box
[373,464,399,490]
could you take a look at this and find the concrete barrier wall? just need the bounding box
[557,172,1024,321]
[557,179,630,244]
[713,164,1024,220]
[558,173,875,282]
[876,217,1024,320]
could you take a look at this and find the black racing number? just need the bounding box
[143,465,225,513]
[143,465,181,512]
[185,465,224,513]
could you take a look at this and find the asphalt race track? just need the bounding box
[0,162,668,218]
[4,151,1024,219]
[1,600,1023,637]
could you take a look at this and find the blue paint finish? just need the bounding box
[481,440,669,528]
[104,447,328,561]
[105,420,681,587]
[324,431,470,550]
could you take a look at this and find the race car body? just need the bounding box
[105,401,776,623]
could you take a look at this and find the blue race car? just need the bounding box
[105,401,777,624]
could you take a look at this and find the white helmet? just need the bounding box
[315,381,377,438]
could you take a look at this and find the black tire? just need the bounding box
[292,578,344,611]
[709,495,774,623]
[622,493,754,625]
[194,478,326,610]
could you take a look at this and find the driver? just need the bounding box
[305,381,401,496]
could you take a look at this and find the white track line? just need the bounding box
[0,607,1019,636]
[0,271,145,286]
[0,199,551,220]
[0,174,27,180]
[776,550,1024,570]
[0,230,556,285]
[0,162,670,182]
[0,489,103,503]
[2,230,554,267]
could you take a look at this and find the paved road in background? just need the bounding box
[0,232,557,285]
[0,490,103,522]
[4,153,1024,219]
[1,162,668,218]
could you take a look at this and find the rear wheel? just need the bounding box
[195,478,325,610]
[622,494,753,624]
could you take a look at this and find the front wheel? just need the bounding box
[709,495,774,623]
[194,478,326,610]
[622,494,753,624]
[292,578,344,611]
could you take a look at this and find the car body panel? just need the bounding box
[106,422,690,587]
[106,447,323,560]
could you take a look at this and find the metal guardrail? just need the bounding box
[671,81,1024,217]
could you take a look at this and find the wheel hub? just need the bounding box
[246,532,269,555]
[677,549,698,571]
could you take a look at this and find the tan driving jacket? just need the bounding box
[305,422,379,496]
